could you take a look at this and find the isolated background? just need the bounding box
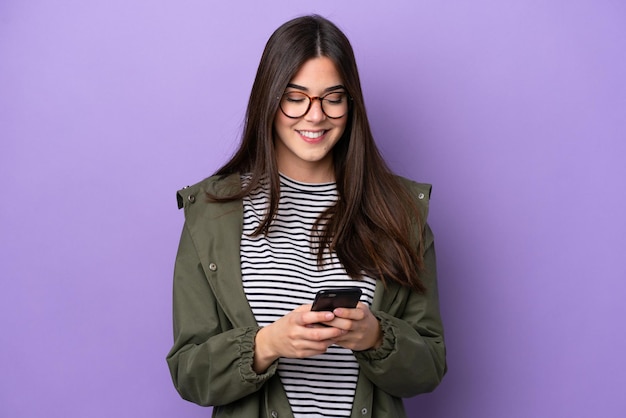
[1,1,625,417]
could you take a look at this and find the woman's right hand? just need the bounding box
[252,305,346,373]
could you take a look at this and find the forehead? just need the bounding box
[289,56,343,90]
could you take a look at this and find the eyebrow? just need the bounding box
[286,83,346,93]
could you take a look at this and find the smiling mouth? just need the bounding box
[297,130,327,140]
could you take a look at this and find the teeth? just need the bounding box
[299,130,325,139]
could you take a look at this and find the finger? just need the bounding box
[302,310,336,325]
[307,323,344,341]
[319,316,352,331]
[333,307,366,321]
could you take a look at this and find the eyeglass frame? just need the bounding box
[277,89,352,119]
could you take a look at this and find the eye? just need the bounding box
[323,92,345,105]
[284,92,307,103]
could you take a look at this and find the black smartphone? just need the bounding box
[311,287,362,311]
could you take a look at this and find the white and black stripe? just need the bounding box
[241,174,376,418]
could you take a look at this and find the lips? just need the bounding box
[297,130,327,143]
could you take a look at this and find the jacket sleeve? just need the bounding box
[165,222,278,406]
[354,182,447,397]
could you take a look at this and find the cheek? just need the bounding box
[274,112,293,132]
[326,128,345,152]
[334,120,348,140]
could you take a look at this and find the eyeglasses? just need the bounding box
[278,90,350,119]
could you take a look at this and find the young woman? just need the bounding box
[167,15,446,418]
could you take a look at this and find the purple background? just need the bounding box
[2,1,625,417]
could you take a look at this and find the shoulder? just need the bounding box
[394,175,432,220]
[176,173,242,210]
[175,173,243,226]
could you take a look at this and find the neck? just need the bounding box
[278,163,335,183]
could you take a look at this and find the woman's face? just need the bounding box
[273,56,348,183]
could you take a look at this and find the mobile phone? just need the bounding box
[311,287,362,311]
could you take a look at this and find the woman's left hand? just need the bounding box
[322,302,382,351]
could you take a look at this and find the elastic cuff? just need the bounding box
[354,311,397,361]
[238,327,278,383]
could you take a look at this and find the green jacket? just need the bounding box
[166,174,446,418]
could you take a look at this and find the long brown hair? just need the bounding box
[211,15,426,293]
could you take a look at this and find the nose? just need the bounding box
[304,98,326,122]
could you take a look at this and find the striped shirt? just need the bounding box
[240,174,376,418]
